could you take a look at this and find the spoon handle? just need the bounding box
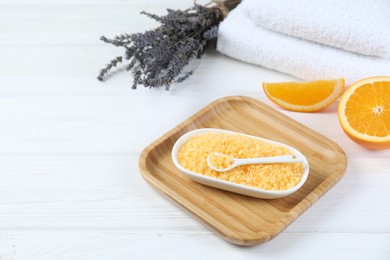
[235,155,304,167]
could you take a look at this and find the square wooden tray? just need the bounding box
[139,96,347,246]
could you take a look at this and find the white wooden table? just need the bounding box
[1,0,389,259]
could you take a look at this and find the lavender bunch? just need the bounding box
[97,1,240,90]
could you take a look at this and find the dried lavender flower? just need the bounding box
[97,1,240,90]
[203,26,219,40]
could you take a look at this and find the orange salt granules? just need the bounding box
[208,153,234,170]
[177,133,304,191]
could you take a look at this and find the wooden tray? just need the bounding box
[139,96,347,246]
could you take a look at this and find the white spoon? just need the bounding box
[207,152,306,172]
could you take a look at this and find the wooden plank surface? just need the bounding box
[0,231,389,260]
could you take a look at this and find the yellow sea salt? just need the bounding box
[177,132,304,191]
[208,153,234,170]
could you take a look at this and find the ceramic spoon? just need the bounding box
[207,152,306,172]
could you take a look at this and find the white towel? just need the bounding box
[216,2,390,85]
[244,0,390,58]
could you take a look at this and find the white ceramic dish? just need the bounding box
[171,128,310,199]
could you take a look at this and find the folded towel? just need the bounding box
[244,0,390,58]
[216,3,390,85]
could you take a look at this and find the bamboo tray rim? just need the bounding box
[138,96,348,246]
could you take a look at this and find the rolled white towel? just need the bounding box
[243,0,390,58]
[216,3,390,85]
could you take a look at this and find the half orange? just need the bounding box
[338,76,390,149]
[262,79,345,112]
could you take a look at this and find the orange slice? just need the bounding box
[262,79,345,112]
[338,76,390,150]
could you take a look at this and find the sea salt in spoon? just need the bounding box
[207,152,306,172]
